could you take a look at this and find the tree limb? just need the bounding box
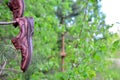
[0,21,16,25]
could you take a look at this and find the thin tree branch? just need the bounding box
[61,57,65,72]
[0,68,22,73]
[0,21,16,25]
[60,32,67,72]
[0,58,7,75]
[64,12,80,19]
[78,1,89,38]
[0,61,6,75]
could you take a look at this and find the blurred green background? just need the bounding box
[0,0,120,80]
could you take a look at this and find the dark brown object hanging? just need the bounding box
[7,0,24,27]
[11,17,34,72]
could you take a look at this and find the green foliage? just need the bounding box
[0,0,118,80]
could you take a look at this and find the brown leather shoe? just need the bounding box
[7,0,24,27]
[11,37,21,50]
[11,17,34,72]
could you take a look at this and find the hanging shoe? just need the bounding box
[7,0,24,27]
[11,17,34,72]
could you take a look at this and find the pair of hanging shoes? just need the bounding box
[8,0,34,72]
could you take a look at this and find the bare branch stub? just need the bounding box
[0,21,16,25]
